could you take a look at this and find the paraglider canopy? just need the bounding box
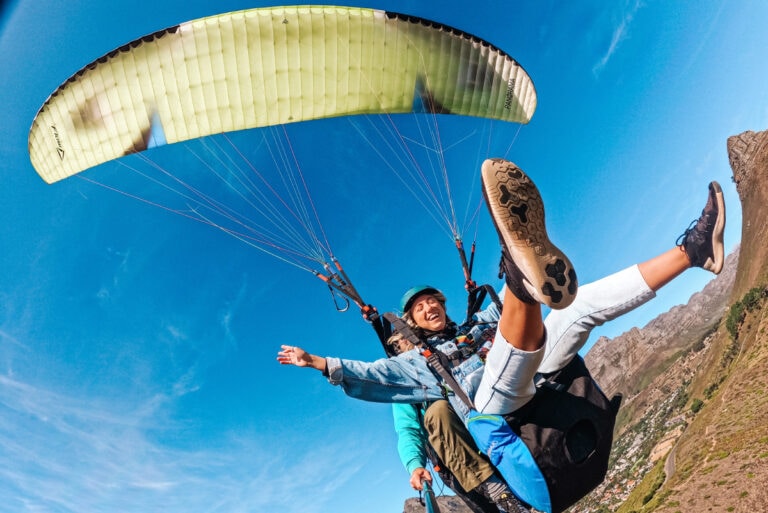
[27,5,537,337]
[28,5,536,184]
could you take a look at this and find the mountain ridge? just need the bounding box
[576,129,768,513]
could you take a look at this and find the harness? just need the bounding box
[383,290,622,513]
[381,308,495,409]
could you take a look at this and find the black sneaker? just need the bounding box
[496,492,531,513]
[481,158,577,309]
[676,181,726,274]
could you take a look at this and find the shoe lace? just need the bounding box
[675,219,698,247]
[497,493,531,513]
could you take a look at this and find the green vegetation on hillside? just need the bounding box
[726,285,767,340]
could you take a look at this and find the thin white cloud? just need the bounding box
[592,0,644,78]
[164,324,188,342]
[0,329,28,349]
[171,365,201,396]
[676,0,726,78]
[215,275,253,356]
[0,372,370,513]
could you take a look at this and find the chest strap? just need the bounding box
[421,347,476,410]
[382,312,476,410]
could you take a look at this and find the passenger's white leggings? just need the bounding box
[473,264,656,415]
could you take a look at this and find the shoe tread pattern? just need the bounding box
[482,158,577,308]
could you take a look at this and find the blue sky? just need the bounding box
[0,1,763,512]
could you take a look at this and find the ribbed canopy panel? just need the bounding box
[29,5,536,183]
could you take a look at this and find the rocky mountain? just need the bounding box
[573,250,738,513]
[585,249,738,402]
[403,495,474,513]
[576,129,768,513]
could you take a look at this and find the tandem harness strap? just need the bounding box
[378,281,500,409]
[381,312,476,410]
[421,346,476,410]
[464,283,502,325]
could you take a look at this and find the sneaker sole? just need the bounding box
[481,158,577,309]
[705,181,726,274]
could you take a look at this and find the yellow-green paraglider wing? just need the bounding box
[28,5,536,184]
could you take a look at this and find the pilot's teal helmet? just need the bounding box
[399,285,442,314]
